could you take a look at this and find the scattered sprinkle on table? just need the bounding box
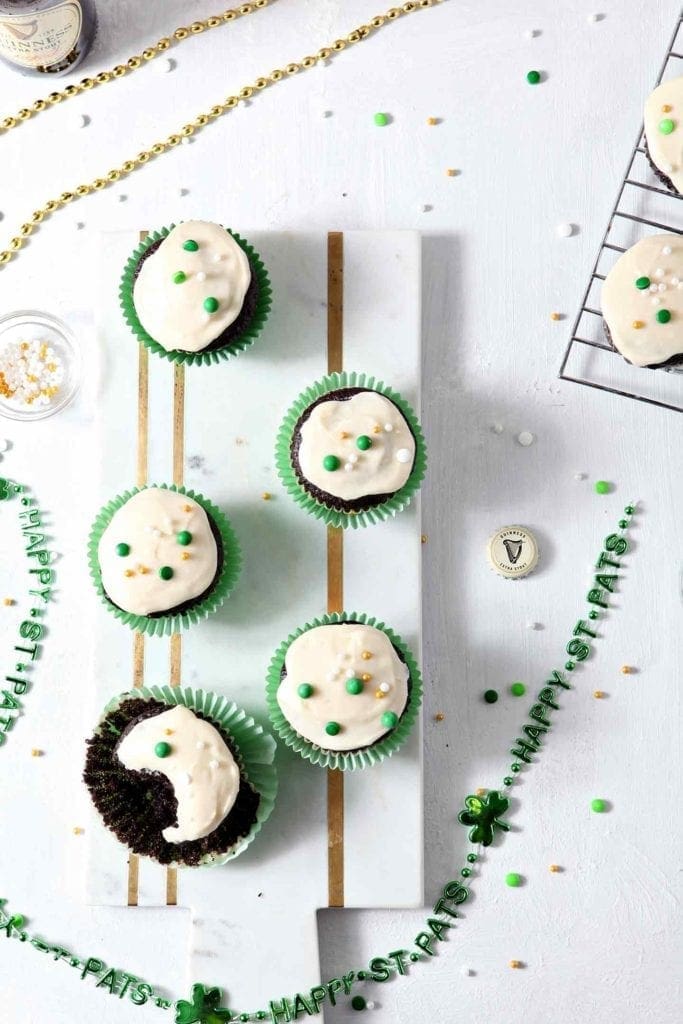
[3,597,14,606]
[549,864,561,873]
[517,430,535,447]
[524,29,540,39]
[261,492,272,501]
[0,439,9,451]
[373,112,389,126]
[484,689,499,704]
[475,788,487,797]
[421,534,428,544]
[0,339,64,409]
[620,665,634,674]
[587,13,603,23]
[118,194,127,202]
[421,203,433,213]
[526,69,541,85]
[556,222,575,237]
[69,113,88,130]
[72,827,85,835]
[446,168,459,177]
[460,966,473,977]
[154,57,174,73]
[427,116,440,125]
[323,110,333,118]
[505,872,523,887]
[434,712,445,722]
[594,479,611,494]
[510,682,526,697]
[574,471,587,480]
[591,798,607,813]
[509,960,523,969]
[550,311,562,321]
[593,690,606,699]
[527,621,543,630]
[490,422,504,434]
[31,748,43,757]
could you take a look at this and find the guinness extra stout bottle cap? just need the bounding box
[487,525,539,579]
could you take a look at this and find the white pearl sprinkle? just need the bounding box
[658,282,667,292]
[344,462,354,472]
[384,423,394,432]
[118,194,127,202]
[322,110,333,118]
[421,204,433,213]
[651,297,661,305]
[587,13,601,23]
[654,267,665,278]
[154,57,174,73]
[212,253,224,263]
[379,682,390,693]
[662,245,672,256]
[0,439,9,452]
[181,137,192,146]
[348,453,359,464]
[556,222,574,238]
[196,740,206,750]
[671,276,679,285]
[678,282,683,290]
[366,1002,376,1010]
[179,187,189,198]
[649,284,659,293]
[574,472,586,480]
[209,760,220,770]
[664,163,675,173]
[527,621,543,630]
[69,113,88,129]
[181,772,192,785]
[196,271,207,283]
[396,448,411,463]
[516,430,535,447]
[490,423,504,435]
[461,966,473,977]
[327,671,338,682]
[524,28,540,39]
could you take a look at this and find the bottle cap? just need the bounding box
[487,525,539,579]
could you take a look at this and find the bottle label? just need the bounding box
[0,2,82,70]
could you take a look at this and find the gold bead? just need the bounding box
[151,143,165,155]
[31,210,44,223]
[76,184,91,196]
[78,78,94,91]
[348,31,361,43]
[48,91,63,104]
[549,864,561,872]
[286,62,300,74]
[239,86,253,98]
[92,179,107,190]
[112,65,126,77]
[181,552,191,560]
[3,597,14,606]
[620,665,633,674]
[127,57,141,69]
[434,712,445,722]
[20,223,33,236]
[261,492,272,500]
[181,125,194,137]
[124,569,135,577]
[9,237,23,251]
[225,96,239,108]
[174,27,189,40]
[271,69,284,81]
[157,37,171,50]
[302,56,316,68]
[358,24,371,38]
[371,16,385,27]
[662,103,672,112]
[191,21,205,33]
[33,99,47,112]
[168,134,182,146]
[210,105,224,117]
[194,114,209,126]
[421,534,428,544]
[361,651,372,660]
[0,252,12,265]
[164,728,174,735]
[31,748,43,757]
[240,3,254,12]
[137,151,151,163]
[475,787,486,796]
[60,192,74,204]
[18,108,31,121]
[593,690,605,699]
[254,77,269,89]
[332,40,346,52]
[632,320,644,329]
[72,827,84,836]
[361,673,372,682]
[207,17,221,28]
[95,72,109,84]
[2,116,16,129]
[106,170,120,182]
[374,689,386,699]
[224,10,236,21]
[45,198,59,211]
[388,7,402,18]
[318,47,332,59]
[404,1,417,10]
[122,161,136,173]
[509,960,522,969]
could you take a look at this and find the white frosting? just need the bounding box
[277,623,409,751]
[296,391,415,501]
[601,234,683,367]
[644,77,683,194]
[133,221,252,353]
[98,488,218,616]
[116,705,240,844]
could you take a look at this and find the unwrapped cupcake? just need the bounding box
[88,484,241,636]
[266,612,423,770]
[276,372,427,529]
[120,220,271,366]
[83,687,277,866]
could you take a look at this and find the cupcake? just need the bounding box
[601,233,683,368]
[88,484,241,636]
[83,687,277,867]
[120,221,272,366]
[266,613,423,770]
[276,372,427,529]
[644,77,683,194]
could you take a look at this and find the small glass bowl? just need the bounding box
[0,310,81,421]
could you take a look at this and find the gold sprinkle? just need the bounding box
[361,672,372,682]
[138,565,150,575]
[3,597,14,606]
[261,492,272,501]
[593,690,605,699]
[550,312,562,321]
[181,551,191,560]
[27,374,37,383]
[620,665,633,674]
[434,712,445,722]
[46,362,56,372]
[632,320,645,329]
[72,827,84,836]
[427,116,439,125]
[124,569,135,577]
[375,689,386,699]
[31,748,43,757]
[509,960,522,969]
[475,787,487,797]
[339,431,350,440]
[549,864,561,873]
[164,728,174,736]
[662,103,672,112]
[20,342,28,351]
[361,651,373,660]
[446,168,458,177]
[372,425,382,434]
[421,534,428,544]
[183,504,193,512]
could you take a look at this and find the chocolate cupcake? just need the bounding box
[644,77,683,194]
[265,612,423,770]
[601,233,683,369]
[84,688,277,867]
[88,485,241,636]
[276,372,427,529]
[120,221,271,366]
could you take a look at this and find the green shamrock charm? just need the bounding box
[0,478,13,501]
[458,790,510,847]
[175,984,234,1024]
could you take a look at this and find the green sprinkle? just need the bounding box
[618,519,628,529]
[183,239,199,252]
[635,276,650,290]
[176,530,192,546]
[526,70,541,85]
[505,872,523,887]
[173,271,187,284]
[510,682,526,697]
[467,853,477,863]
[351,996,367,1011]
[591,798,607,813]
[658,117,675,135]
[346,677,364,695]
[154,741,171,758]
[484,689,499,704]
[511,763,521,772]
[115,542,130,557]
[588,610,599,620]
[323,454,341,471]
[356,434,372,451]
[656,308,671,323]
[158,566,174,581]
[325,721,341,736]
[381,710,398,729]
[203,296,220,314]
[297,683,313,699]
[594,480,610,495]
[461,867,471,878]
[624,505,635,514]
[373,112,389,126]
[503,776,514,786]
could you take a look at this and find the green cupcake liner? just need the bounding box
[275,371,427,530]
[265,611,423,771]
[97,685,278,867]
[87,484,242,637]
[119,223,272,367]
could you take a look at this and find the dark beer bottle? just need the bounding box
[0,0,96,76]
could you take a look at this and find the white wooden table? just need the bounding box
[0,2,680,1023]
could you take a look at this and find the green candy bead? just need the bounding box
[115,542,130,557]
[203,296,220,314]
[594,480,610,494]
[173,271,187,284]
[346,677,364,695]
[155,741,171,758]
[323,454,340,471]
[565,661,575,671]
[460,867,471,878]
[158,565,174,581]
[356,434,372,451]
[588,610,599,620]
[183,239,199,251]
[297,683,313,699]
[505,872,522,887]
[624,505,635,515]
[656,308,671,324]
[526,69,541,84]
[373,112,389,126]
[177,530,192,546]
[591,798,607,813]
[351,996,367,1012]
[634,276,650,290]
[503,776,513,786]
[511,763,521,773]
[510,682,526,697]
[325,721,341,736]
[381,710,398,729]
[484,689,498,704]
[658,117,675,134]
[618,519,628,529]
[467,853,477,863]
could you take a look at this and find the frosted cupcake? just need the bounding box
[120,221,271,366]
[276,372,427,529]
[88,485,241,636]
[266,613,423,770]
[644,76,683,194]
[83,688,277,867]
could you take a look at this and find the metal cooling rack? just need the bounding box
[559,11,683,413]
